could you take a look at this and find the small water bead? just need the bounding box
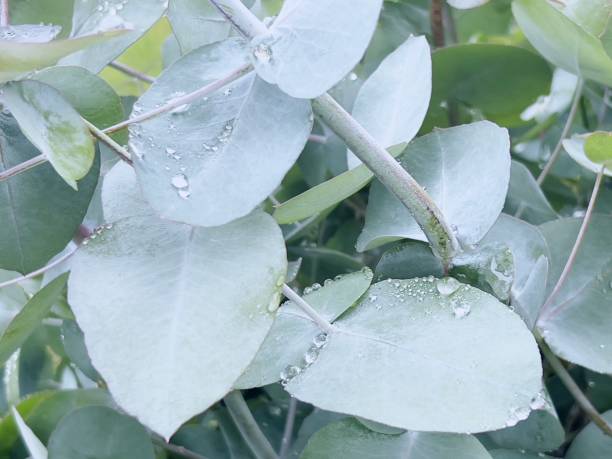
[348,72,358,81]
[436,277,461,296]
[170,103,190,114]
[253,43,272,63]
[312,332,328,348]
[303,345,320,366]
[368,294,378,302]
[529,392,547,410]
[171,173,191,199]
[223,87,233,97]
[280,365,301,386]
[451,298,471,319]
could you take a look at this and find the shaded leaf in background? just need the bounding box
[565,410,612,459]
[504,161,557,225]
[0,112,99,273]
[563,134,612,176]
[584,130,612,165]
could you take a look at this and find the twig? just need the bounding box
[103,63,252,134]
[279,397,297,459]
[537,334,612,437]
[538,165,605,321]
[1,0,9,27]
[430,0,445,48]
[152,435,210,459]
[0,154,46,182]
[83,119,133,164]
[537,79,584,185]
[224,391,279,459]
[109,61,155,84]
[282,284,335,334]
[0,246,77,289]
[207,0,459,268]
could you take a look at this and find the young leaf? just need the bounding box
[130,38,312,227]
[584,131,612,165]
[301,418,492,459]
[11,408,47,459]
[0,113,99,274]
[565,410,612,458]
[1,80,95,189]
[0,29,125,83]
[348,35,432,169]
[538,216,612,374]
[60,0,167,73]
[0,273,68,368]
[235,269,373,389]
[512,0,612,86]
[357,121,510,251]
[563,134,612,176]
[273,144,405,224]
[249,0,384,98]
[68,211,287,439]
[47,406,155,459]
[286,278,542,433]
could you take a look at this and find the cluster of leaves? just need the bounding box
[1,0,612,458]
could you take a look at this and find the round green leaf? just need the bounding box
[538,215,612,373]
[68,211,287,438]
[584,131,612,165]
[250,0,384,98]
[1,80,95,189]
[300,418,492,459]
[130,38,312,227]
[286,277,542,433]
[47,406,155,459]
[357,121,510,251]
[0,112,99,274]
[348,35,431,169]
[563,134,612,176]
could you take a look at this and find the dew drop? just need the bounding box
[436,277,461,296]
[451,298,471,319]
[312,332,328,348]
[253,43,272,63]
[280,365,301,386]
[303,345,320,366]
[171,173,190,199]
[348,72,358,81]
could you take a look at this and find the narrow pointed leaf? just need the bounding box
[1,81,95,189]
[504,161,557,225]
[131,38,312,227]
[286,278,542,433]
[250,0,384,98]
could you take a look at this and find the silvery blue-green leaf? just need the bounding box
[512,0,612,86]
[448,0,490,9]
[348,35,431,169]
[47,406,155,459]
[504,161,557,225]
[167,0,230,53]
[235,269,373,389]
[102,162,152,221]
[300,418,492,459]
[68,211,287,439]
[60,0,167,73]
[374,241,444,281]
[482,388,564,453]
[477,215,549,328]
[538,215,612,373]
[61,320,101,382]
[11,408,47,459]
[131,38,312,227]
[357,121,510,251]
[0,29,125,83]
[0,24,61,43]
[0,80,95,189]
[520,68,579,123]
[563,134,612,176]
[286,278,542,433]
[565,410,612,458]
[249,0,383,98]
[0,112,99,274]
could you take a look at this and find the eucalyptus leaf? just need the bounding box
[0,273,68,368]
[0,112,99,274]
[504,161,557,225]
[0,29,125,83]
[563,134,612,176]
[348,35,431,169]
[512,0,612,86]
[1,80,95,189]
[249,0,384,98]
[47,406,155,459]
[131,38,312,227]
[357,121,510,251]
[60,0,167,73]
[584,131,612,165]
[300,418,492,459]
[565,409,612,458]
[68,211,287,438]
[235,269,373,389]
[167,0,230,53]
[286,277,542,433]
[538,215,612,373]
